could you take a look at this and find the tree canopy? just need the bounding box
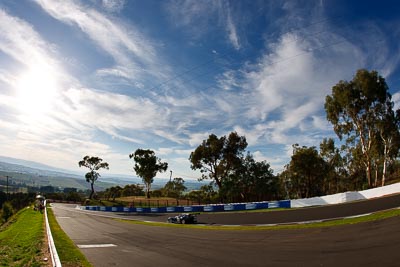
[162,177,187,200]
[325,69,399,188]
[189,131,247,189]
[129,149,168,198]
[78,155,109,199]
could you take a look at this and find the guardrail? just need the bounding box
[44,200,62,267]
[80,200,291,213]
[79,182,400,212]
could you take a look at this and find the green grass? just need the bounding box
[0,207,45,266]
[115,207,400,231]
[47,207,92,267]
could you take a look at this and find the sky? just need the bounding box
[1,0,400,181]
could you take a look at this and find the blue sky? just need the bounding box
[0,0,400,180]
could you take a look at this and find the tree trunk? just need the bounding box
[382,160,387,186]
[366,160,372,188]
[374,162,378,188]
[89,182,95,199]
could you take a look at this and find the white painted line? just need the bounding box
[346,213,372,219]
[57,216,71,219]
[77,244,117,249]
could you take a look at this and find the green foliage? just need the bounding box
[319,138,348,193]
[221,154,278,202]
[281,145,328,198]
[121,184,145,197]
[0,208,44,266]
[78,155,109,199]
[162,177,187,199]
[129,149,168,198]
[1,201,14,223]
[325,69,399,188]
[189,131,247,189]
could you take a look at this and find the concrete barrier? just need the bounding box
[45,201,62,267]
[291,182,400,208]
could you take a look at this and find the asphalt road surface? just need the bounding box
[51,194,400,267]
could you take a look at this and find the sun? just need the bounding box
[15,65,59,117]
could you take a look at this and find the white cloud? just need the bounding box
[225,8,240,50]
[35,0,165,83]
[393,92,400,111]
[217,70,241,91]
[165,0,242,49]
[101,0,125,13]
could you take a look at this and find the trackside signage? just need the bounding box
[81,200,292,213]
[245,203,257,210]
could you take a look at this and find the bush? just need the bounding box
[1,201,14,223]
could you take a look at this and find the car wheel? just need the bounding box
[181,219,186,224]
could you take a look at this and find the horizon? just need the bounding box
[1,1,400,179]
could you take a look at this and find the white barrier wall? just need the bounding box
[45,202,62,267]
[291,182,400,208]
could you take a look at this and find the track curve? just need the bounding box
[51,197,400,267]
[115,193,400,225]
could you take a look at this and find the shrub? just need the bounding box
[1,201,14,223]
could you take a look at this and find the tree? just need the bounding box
[163,177,187,200]
[319,138,347,193]
[189,132,247,190]
[1,201,14,223]
[281,145,327,198]
[221,154,278,202]
[325,69,398,188]
[78,156,109,199]
[129,149,168,198]
[121,184,144,197]
[376,107,400,186]
[106,186,122,201]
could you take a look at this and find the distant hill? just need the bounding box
[0,155,77,175]
[0,156,206,192]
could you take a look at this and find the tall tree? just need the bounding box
[223,154,277,202]
[78,156,109,199]
[376,106,400,186]
[325,69,395,188]
[189,132,247,190]
[282,145,327,198]
[129,149,168,198]
[163,177,187,200]
[319,138,346,193]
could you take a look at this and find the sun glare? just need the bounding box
[15,65,58,117]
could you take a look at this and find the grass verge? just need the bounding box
[46,207,92,267]
[115,207,400,231]
[0,207,45,266]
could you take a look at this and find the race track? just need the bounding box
[50,194,400,266]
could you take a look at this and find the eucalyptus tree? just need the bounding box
[282,145,328,198]
[189,131,247,190]
[325,69,397,188]
[319,138,346,193]
[78,156,109,199]
[376,108,400,185]
[221,154,277,202]
[129,149,168,198]
[163,177,187,200]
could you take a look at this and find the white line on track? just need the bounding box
[77,244,117,248]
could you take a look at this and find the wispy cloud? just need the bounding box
[164,0,242,49]
[34,0,166,84]
[225,6,240,50]
[101,0,125,13]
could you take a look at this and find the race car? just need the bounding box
[167,213,197,224]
